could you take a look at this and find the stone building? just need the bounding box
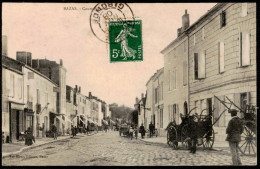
[2,56,24,142]
[152,68,164,136]
[161,10,189,127]
[186,3,256,141]
[161,3,256,141]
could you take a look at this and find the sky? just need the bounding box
[2,3,216,108]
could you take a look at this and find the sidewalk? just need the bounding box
[137,136,229,151]
[2,132,97,158]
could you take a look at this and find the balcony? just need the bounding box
[27,101,33,110]
[36,103,41,114]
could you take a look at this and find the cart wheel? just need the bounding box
[167,126,178,149]
[238,121,257,156]
[202,128,215,149]
[181,124,189,149]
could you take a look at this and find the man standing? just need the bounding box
[226,109,244,165]
[149,122,154,138]
[51,124,57,140]
[188,115,198,154]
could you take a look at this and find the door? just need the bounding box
[207,98,213,124]
[11,109,17,141]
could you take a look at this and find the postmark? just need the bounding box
[90,3,135,43]
[109,20,143,62]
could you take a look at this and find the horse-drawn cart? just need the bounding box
[166,107,215,150]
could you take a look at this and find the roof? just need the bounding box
[161,3,226,54]
[146,67,164,86]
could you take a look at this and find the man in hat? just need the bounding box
[226,109,244,165]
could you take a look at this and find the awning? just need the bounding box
[87,118,95,124]
[10,102,24,111]
[56,115,64,123]
[64,115,72,124]
[110,120,116,124]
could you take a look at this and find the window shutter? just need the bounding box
[194,53,198,79]
[233,93,241,117]
[242,33,250,66]
[198,51,206,79]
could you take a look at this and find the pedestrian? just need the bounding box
[226,109,244,166]
[51,124,57,140]
[24,127,35,146]
[139,123,146,139]
[149,122,154,138]
[188,115,198,154]
[129,126,134,140]
[86,124,90,135]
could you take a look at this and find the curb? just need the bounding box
[2,136,71,158]
[137,138,227,152]
[2,132,99,158]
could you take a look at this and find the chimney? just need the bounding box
[2,35,8,56]
[16,51,27,65]
[79,86,81,93]
[27,52,32,67]
[177,28,182,37]
[89,92,92,98]
[141,93,144,99]
[182,9,190,32]
[60,59,63,66]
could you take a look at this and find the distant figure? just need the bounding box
[24,127,35,146]
[51,124,57,140]
[226,109,244,166]
[86,125,90,135]
[149,122,154,138]
[129,126,134,140]
[139,123,146,139]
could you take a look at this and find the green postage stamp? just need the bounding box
[109,20,143,62]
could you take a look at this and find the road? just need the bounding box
[2,131,257,166]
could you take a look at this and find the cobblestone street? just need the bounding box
[2,131,257,166]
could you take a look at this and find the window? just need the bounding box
[220,11,226,28]
[195,101,199,114]
[173,104,177,122]
[183,61,187,86]
[160,109,163,128]
[173,68,176,89]
[161,82,163,100]
[18,77,22,99]
[27,85,30,101]
[241,3,248,17]
[240,32,250,66]
[219,42,225,73]
[241,92,250,112]
[202,27,205,40]
[194,52,206,79]
[37,89,40,104]
[26,116,33,130]
[10,74,14,97]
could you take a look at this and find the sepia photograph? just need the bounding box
[1,2,257,166]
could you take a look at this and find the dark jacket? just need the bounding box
[226,116,244,142]
[149,124,153,130]
[188,117,197,139]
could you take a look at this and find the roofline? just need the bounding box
[161,3,227,54]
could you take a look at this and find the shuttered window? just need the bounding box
[219,42,225,73]
[240,32,251,66]
[173,68,176,89]
[168,70,171,91]
[194,53,198,79]
[220,11,226,28]
[198,51,206,79]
